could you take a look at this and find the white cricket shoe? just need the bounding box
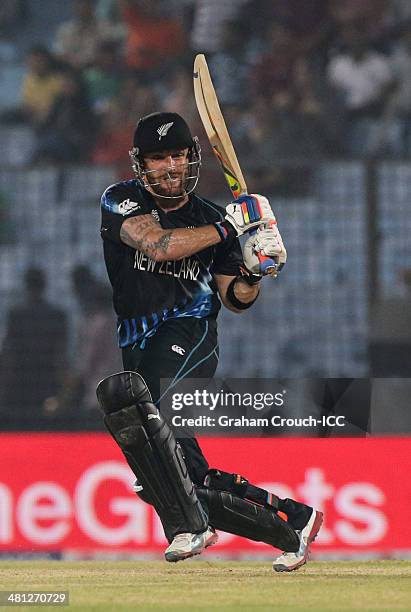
[272,509,323,573]
[164,527,218,563]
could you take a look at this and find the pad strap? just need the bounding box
[204,469,280,510]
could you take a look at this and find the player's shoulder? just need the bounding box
[101,179,151,215]
[192,193,226,222]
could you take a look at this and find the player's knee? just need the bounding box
[96,371,152,415]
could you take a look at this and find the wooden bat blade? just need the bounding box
[193,53,278,275]
[193,53,247,199]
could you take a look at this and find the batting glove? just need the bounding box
[214,194,274,240]
[243,224,287,276]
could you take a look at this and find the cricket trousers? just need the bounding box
[122,316,219,485]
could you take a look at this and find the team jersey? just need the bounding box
[100,179,244,348]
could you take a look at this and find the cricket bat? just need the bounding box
[193,53,277,273]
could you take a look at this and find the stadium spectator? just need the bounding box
[241,95,325,195]
[15,46,64,127]
[248,24,335,161]
[92,74,158,176]
[326,23,394,155]
[163,67,198,127]
[83,41,125,115]
[64,265,121,417]
[0,190,15,244]
[329,0,397,53]
[390,0,411,23]
[41,265,121,424]
[329,0,387,29]
[251,21,300,102]
[32,70,97,164]
[242,0,331,58]
[119,0,186,78]
[0,267,68,429]
[190,0,248,54]
[207,20,252,107]
[389,22,411,154]
[0,0,25,39]
[53,0,122,68]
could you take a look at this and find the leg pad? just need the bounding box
[96,372,207,541]
[197,487,299,552]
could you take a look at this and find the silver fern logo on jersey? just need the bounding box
[157,122,174,140]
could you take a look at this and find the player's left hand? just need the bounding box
[243,225,287,276]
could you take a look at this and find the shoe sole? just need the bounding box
[165,531,218,563]
[273,511,324,573]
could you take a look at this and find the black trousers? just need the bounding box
[122,316,219,485]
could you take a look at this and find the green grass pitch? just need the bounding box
[0,560,410,611]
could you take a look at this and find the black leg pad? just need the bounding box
[197,487,299,552]
[96,372,208,541]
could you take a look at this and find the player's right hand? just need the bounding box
[225,194,274,236]
[243,224,287,276]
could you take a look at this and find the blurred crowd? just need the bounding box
[2,0,411,190]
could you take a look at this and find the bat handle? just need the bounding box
[258,252,278,274]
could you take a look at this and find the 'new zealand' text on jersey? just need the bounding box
[100,179,244,348]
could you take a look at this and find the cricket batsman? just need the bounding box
[97,112,323,571]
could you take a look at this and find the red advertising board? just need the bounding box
[0,434,409,555]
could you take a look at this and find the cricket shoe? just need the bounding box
[164,527,218,563]
[272,509,323,573]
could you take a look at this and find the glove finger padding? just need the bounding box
[243,225,287,275]
[243,236,262,275]
[253,227,284,256]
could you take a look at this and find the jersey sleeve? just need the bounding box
[211,236,244,276]
[100,184,151,244]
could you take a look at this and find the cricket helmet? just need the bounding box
[129,112,201,198]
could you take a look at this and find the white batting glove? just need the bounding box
[243,224,287,276]
[223,194,274,237]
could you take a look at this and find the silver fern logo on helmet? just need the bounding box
[157,122,174,140]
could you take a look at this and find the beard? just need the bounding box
[147,169,188,201]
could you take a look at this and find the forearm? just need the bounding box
[120,216,221,261]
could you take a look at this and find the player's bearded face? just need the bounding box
[143,149,190,199]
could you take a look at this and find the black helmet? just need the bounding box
[132,112,194,154]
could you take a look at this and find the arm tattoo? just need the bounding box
[119,212,220,260]
[120,215,173,259]
[157,232,171,253]
[135,231,172,259]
